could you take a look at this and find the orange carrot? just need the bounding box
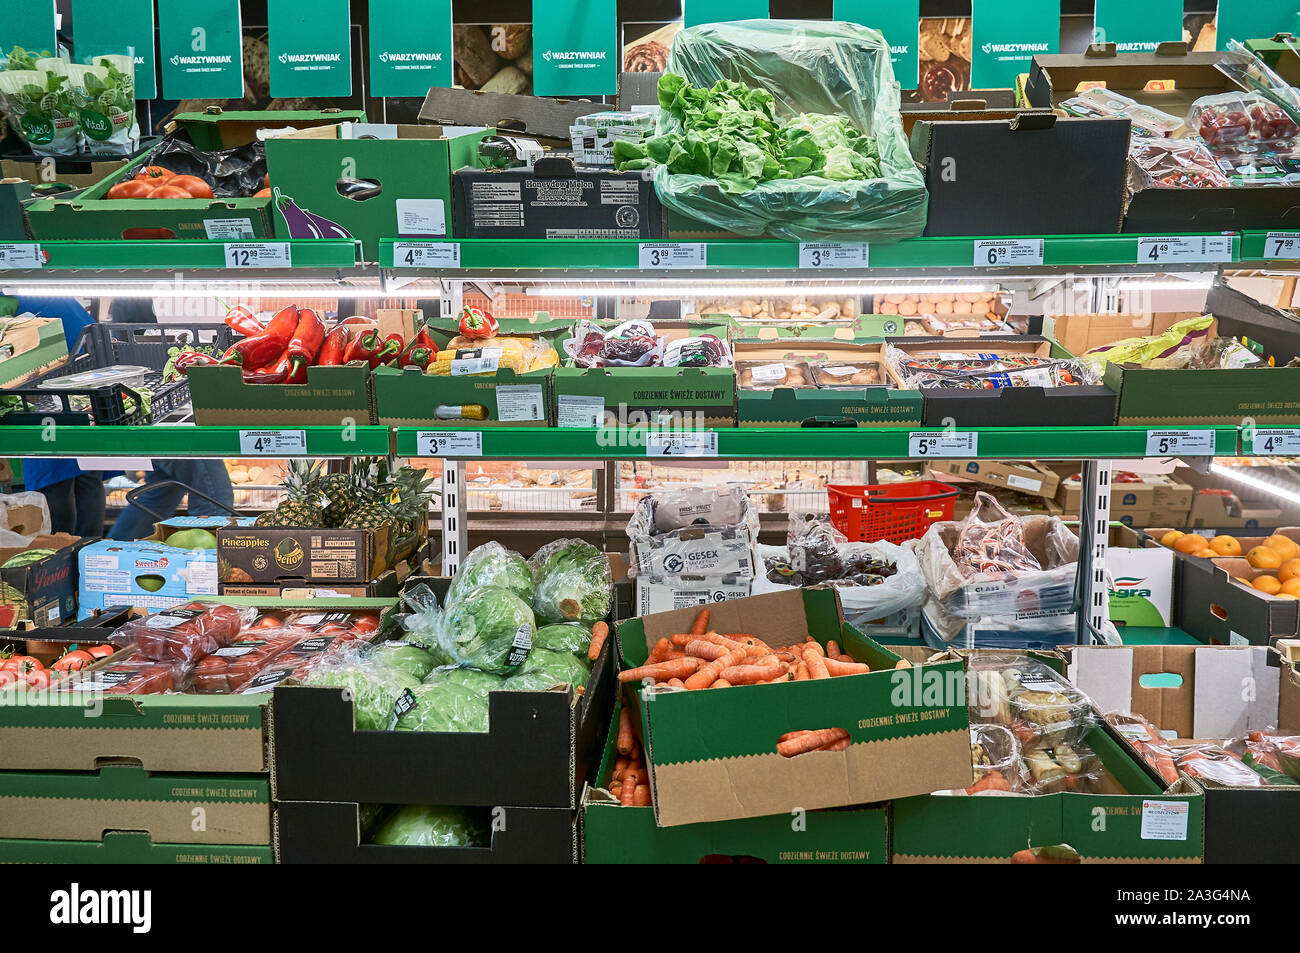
[803,646,831,680]
[793,661,810,680]
[895,659,911,669]
[712,678,732,689]
[620,775,639,805]
[719,661,785,685]
[671,631,747,652]
[802,640,825,657]
[819,737,851,752]
[648,636,672,662]
[587,621,610,662]
[665,678,685,689]
[690,608,710,636]
[618,656,703,683]
[777,727,850,758]
[633,784,651,807]
[967,771,1011,794]
[827,640,840,658]
[822,657,871,676]
[682,639,730,661]
[617,707,634,755]
[838,652,856,663]
[684,648,748,690]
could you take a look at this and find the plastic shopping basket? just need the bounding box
[827,481,960,544]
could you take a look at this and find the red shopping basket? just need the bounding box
[827,481,960,544]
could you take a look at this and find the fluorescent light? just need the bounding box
[1210,463,1300,507]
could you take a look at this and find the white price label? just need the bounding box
[1263,232,1300,259]
[908,431,979,457]
[202,218,255,240]
[1249,428,1300,455]
[392,242,460,268]
[645,431,719,457]
[0,243,43,269]
[1145,429,1215,456]
[639,242,707,269]
[495,384,545,422]
[1140,800,1189,841]
[1136,236,1232,264]
[557,393,606,428]
[799,242,869,268]
[238,430,307,455]
[974,239,1043,267]
[415,430,483,457]
[224,242,292,268]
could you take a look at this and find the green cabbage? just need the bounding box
[369,641,437,681]
[435,584,535,675]
[303,659,421,732]
[528,539,613,625]
[368,805,489,848]
[502,647,591,692]
[424,664,505,693]
[533,621,593,659]
[393,680,490,733]
[446,542,534,605]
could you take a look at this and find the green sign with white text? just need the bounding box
[269,0,352,97]
[1093,0,1182,54]
[158,0,245,100]
[72,0,157,99]
[368,0,452,97]
[1216,0,1300,51]
[834,0,919,88]
[686,0,769,28]
[972,0,1059,90]
[532,0,617,97]
[2,0,57,56]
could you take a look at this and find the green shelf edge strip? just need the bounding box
[1240,229,1300,262]
[29,239,358,270]
[3,425,392,456]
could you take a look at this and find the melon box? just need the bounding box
[0,535,84,629]
[77,540,218,619]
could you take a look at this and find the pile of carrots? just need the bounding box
[611,706,652,806]
[615,607,906,691]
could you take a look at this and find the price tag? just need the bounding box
[1140,800,1189,841]
[495,384,545,422]
[645,431,719,457]
[239,430,307,455]
[1145,429,1215,456]
[908,431,978,457]
[1136,236,1232,264]
[224,242,292,269]
[415,430,483,457]
[799,242,869,268]
[974,239,1043,267]
[1263,232,1300,260]
[1249,428,1300,455]
[639,242,706,269]
[557,393,606,428]
[392,241,460,268]
[0,243,43,269]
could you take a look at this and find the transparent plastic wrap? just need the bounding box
[367,640,437,682]
[632,524,756,579]
[1129,137,1231,189]
[1174,742,1270,788]
[736,360,812,390]
[1018,740,1103,795]
[1080,315,1215,376]
[445,542,535,606]
[0,52,80,156]
[564,319,666,368]
[646,20,927,242]
[527,538,613,625]
[191,629,306,693]
[71,55,140,156]
[1103,712,1179,786]
[0,491,52,536]
[501,647,592,692]
[109,602,250,663]
[433,585,536,675]
[626,484,759,537]
[886,346,1095,390]
[967,654,1095,748]
[62,654,194,695]
[964,723,1021,794]
[427,337,558,376]
[755,536,924,620]
[393,582,446,659]
[368,805,489,848]
[533,621,594,660]
[919,498,1079,619]
[303,647,423,731]
[1239,730,1300,781]
[1188,91,1299,148]
[393,667,500,733]
[235,627,374,694]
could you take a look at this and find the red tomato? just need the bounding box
[253,616,283,629]
[254,187,272,198]
[167,174,214,199]
[86,644,115,659]
[107,179,156,199]
[350,614,379,633]
[134,165,173,181]
[6,655,41,674]
[24,668,51,689]
[0,670,21,689]
[52,650,95,673]
[148,184,193,200]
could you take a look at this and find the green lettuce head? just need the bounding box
[434,585,536,675]
[502,647,591,692]
[528,538,613,625]
[304,656,421,731]
[369,805,489,848]
[393,679,491,733]
[446,541,534,606]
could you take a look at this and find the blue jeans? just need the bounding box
[108,460,235,540]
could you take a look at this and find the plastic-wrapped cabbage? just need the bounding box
[424,664,505,692]
[304,655,421,731]
[528,539,613,624]
[502,647,591,692]
[370,640,437,681]
[394,583,454,665]
[393,680,490,733]
[358,803,387,837]
[434,585,536,674]
[533,621,593,659]
[368,805,489,848]
[446,542,534,605]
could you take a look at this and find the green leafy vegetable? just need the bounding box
[434,585,535,675]
[370,640,436,681]
[528,539,613,625]
[446,541,534,606]
[501,648,591,692]
[393,679,490,733]
[368,805,489,848]
[533,622,593,660]
[303,657,420,731]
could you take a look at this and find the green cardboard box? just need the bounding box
[582,700,888,863]
[892,725,1204,863]
[186,363,375,426]
[373,365,552,428]
[0,316,68,388]
[0,831,274,864]
[170,107,365,152]
[0,764,272,845]
[1105,360,1300,426]
[264,122,491,260]
[617,587,973,827]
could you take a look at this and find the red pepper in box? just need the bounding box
[243,352,292,384]
[458,306,498,340]
[191,630,306,693]
[220,305,299,368]
[371,332,405,368]
[223,305,265,337]
[317,324,351,366]
[172,350,219,376]
[343,327,382,365]
[60,654,194,695]
[399,345,434,371]
[285,308,327,384]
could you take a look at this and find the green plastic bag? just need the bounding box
[652,20,926,243]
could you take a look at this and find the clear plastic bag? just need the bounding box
[191,629,307,693]
[1019,740,1102,795]
[967,653,1095,748]
[650,20,927,243]
[527,538,613,625]
[1240,730,1300,781]
[445,542,534,607]
[626,484,758,537]
[533,621,594,660]
[393,671,495,733]
[1104,712,1179,785]
[501,646,592,692]
[110,602,250,663]
[1174,742,1269,788]
[62,654,194,695]
[954,493,1043,578]
[1129,137,1232,189]
[965,723,1021,794]
[433,584,536,675]
[1188,91,1299,147]
[302,646,422,731]
[368,805,489,848]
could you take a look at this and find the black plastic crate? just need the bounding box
[2,322,233,426]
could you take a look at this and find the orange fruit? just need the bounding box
[1252,575,1282,595]
[1281,577,1300,597]
[1262,535,1299,562]
[1233,576,1254,587]
[1173,534,1209,554]
[1278,559,1300,584]
[1160,530,1185,548]
[1247,546,1283,570]
[1209,535,1242,557]
[1190,548,1215,559]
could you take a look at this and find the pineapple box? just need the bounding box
[218,526,405,585]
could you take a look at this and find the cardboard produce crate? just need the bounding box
[275,801,577,864]
[617,587,973,827]
[373,365,552,428]
[0,765,271,846]
[1105,359,1300,427]
[170,107,365,152]
[186,363,375,427]
[77,538,217,619]
[216,521,421,586]
[1043,312,1188,359]
[272,577,617,809]
[0,831,273,864]
[0,317,67,388]
[581,702,888,863]
[928,460,1061,500]
[1056,470,1194,517]
[0,534,83,629]
[1168,531,1300,646]
[1066,643,1300,863]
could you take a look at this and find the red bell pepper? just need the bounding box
[223,305,264,337]
[173,351,218,375]
[414,323,439,355]
[285,309,327,384]
[243,352,292,384]
[371,332,405,368]
[317,325,351,366]
[457,306,497,340]
[343,328,382,365]
[399,346,434,371]
[220,305,299,368]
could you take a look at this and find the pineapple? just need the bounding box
[389,466,439,537]
[258,460,325,527]
[339,499,394,530]
[314,469,363,528]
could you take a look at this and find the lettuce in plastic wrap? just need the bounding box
[434,584,535,675]
[445,541,534,606]
[528,539,613,625]
[368,805,489,848]
[502,647,591,692]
